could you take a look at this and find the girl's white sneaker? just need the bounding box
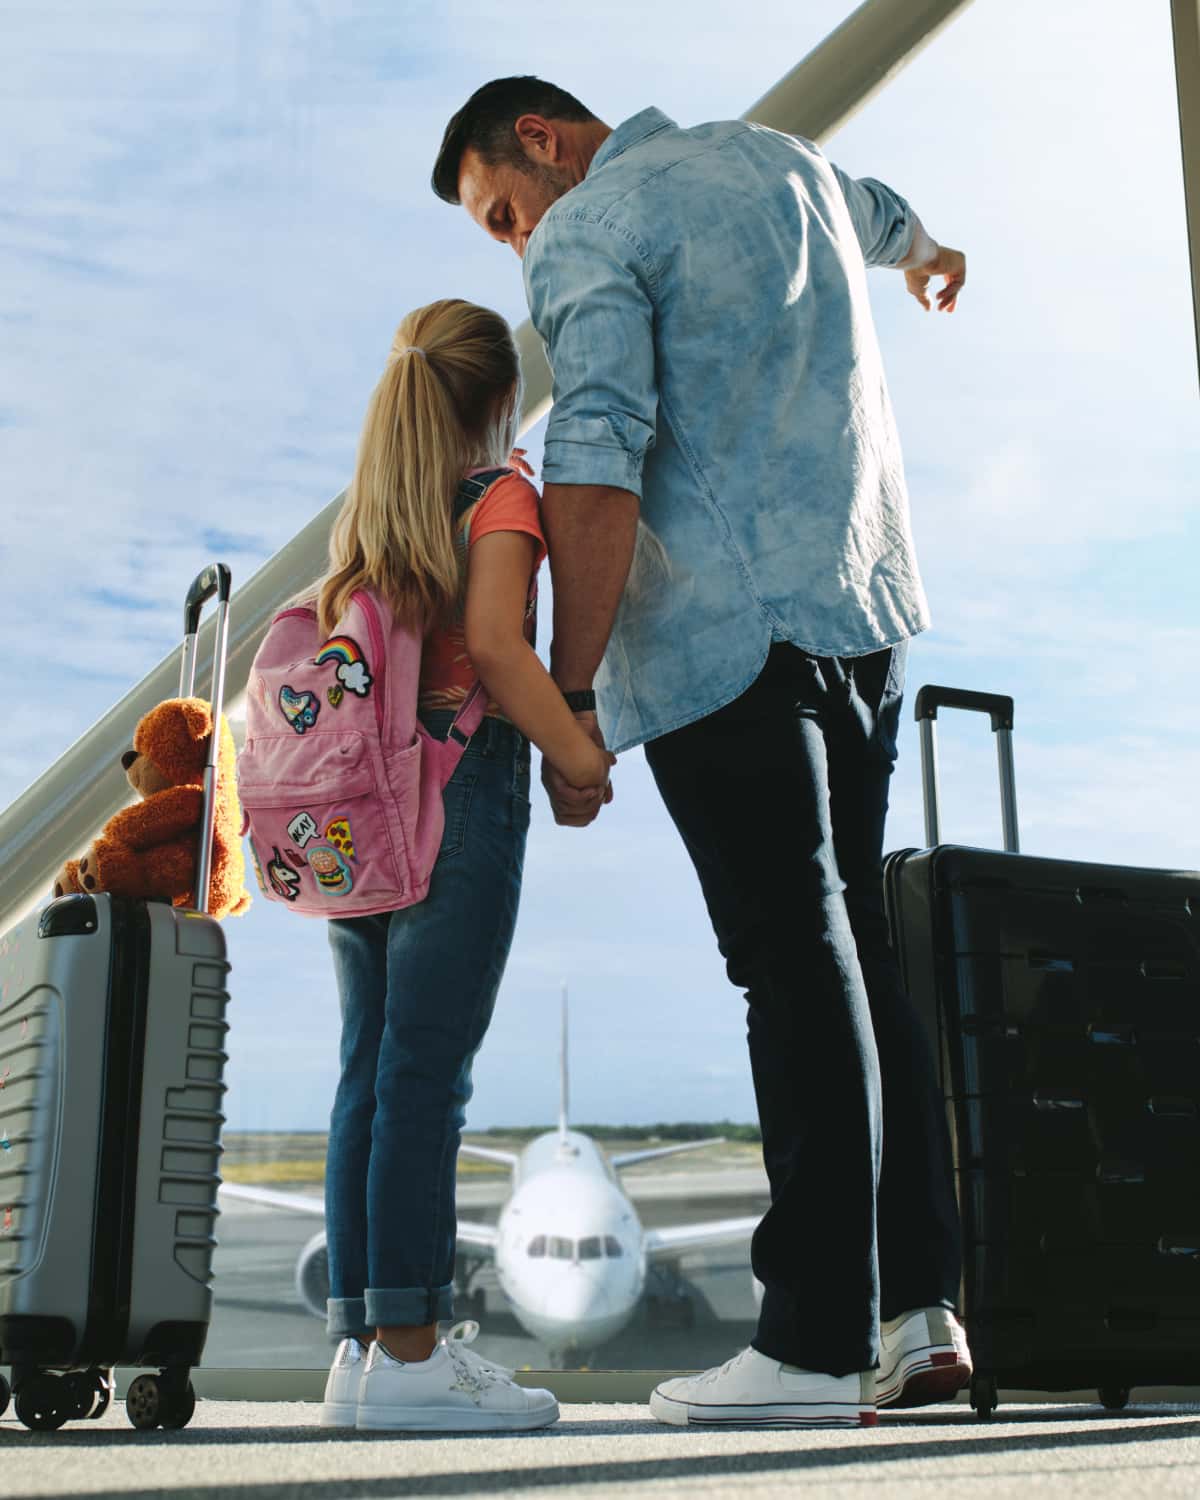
[650,1346,876,1428]
[355,1321,559,1433]
[321,1336,369,1427]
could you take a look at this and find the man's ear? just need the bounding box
[513,112,558,163]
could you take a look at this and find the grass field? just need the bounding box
[219,1131,762,1185]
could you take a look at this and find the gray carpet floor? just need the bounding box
[4,1401,1200,1499]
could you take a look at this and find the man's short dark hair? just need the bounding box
[432,76,597,205]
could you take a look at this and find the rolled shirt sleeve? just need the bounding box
[830,165,917,269]
[523,214,658,497]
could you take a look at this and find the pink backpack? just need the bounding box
[237,587,486,918]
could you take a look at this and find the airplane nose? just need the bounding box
[542,1274,613,1326]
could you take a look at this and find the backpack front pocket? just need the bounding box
[238,733,407,914]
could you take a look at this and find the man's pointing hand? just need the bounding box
[905,244,966,313]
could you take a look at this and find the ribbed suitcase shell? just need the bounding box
[0,892,228,1373]
[884,842,1200,1396]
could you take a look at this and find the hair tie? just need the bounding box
[397,345,427,360]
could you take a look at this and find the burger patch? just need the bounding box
[307,844,353,896]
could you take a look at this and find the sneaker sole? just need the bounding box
[320,1400,359,1428]
[356,1400,560,1433]
[876,1347,972,1409]
[650,1390,876,1429]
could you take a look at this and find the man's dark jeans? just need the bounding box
[644,640,961,1376]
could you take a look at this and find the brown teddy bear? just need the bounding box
[53,697,251,919]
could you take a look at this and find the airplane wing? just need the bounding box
[643,1216,759,1260]
[459,1144,520,1170]
[218,1183,324,1215]
[610,1138,726,1169]
[220,1182,499,1258]
[456,1217,499,1258]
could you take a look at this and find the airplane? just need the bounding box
[218,988,761,1362]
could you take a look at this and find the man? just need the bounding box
[433,77,969,1430]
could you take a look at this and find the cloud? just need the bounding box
[336,660,372,697]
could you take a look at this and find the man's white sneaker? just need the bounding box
[356,1321,559,1433]
[876,1307,972,1408]
[650,1347,876,1429]
[321,1337,368,1427]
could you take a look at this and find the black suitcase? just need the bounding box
[884,685,1200,1419]
[0,566,235,1432]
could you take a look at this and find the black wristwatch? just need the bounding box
[562,689,597,713]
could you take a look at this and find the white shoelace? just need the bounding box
[442,1320,516,1392]
[695,1347,755,1386]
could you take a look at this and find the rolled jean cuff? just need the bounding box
[366,1284,455,1327]
[326,1296,371,1342]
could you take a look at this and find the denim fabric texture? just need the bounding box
[323,713,530,1337]
[523,107,931,753]
[644,643,961,1374]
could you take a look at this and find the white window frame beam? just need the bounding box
[0,1,979,929]
[1173,0,1200,388]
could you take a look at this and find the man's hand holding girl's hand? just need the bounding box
[542,711,616,828]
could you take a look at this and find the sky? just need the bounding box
[3,0,1198,1131]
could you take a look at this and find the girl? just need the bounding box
[316,299,612,1432]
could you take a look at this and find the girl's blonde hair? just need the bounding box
[316,299,521,636]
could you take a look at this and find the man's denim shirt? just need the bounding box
[523,107,931,754]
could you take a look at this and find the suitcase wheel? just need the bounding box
[969,1373,999,1421]
[90,1369,114,1420]
[60,1368,112,1421]
[161,1379,197,1431]
[0,1373,9,1420]
[1098,1385,1130,1411]
[14,1372,71,1432]
[126,1372,196,1432]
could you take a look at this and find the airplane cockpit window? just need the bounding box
[604,1236,624,1258]
[578,1236,603,1260]
[549,1237,574,1260]
[527,1236,547,1258]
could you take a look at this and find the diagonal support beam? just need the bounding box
[1173,0,1200,389]
[522,0,979,432]
[0,0,977,931]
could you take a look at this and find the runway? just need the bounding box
[206,1172,769,1371]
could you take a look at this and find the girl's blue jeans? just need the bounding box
[323,712,530,1338]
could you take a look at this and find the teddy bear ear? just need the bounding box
[179,698,213,741]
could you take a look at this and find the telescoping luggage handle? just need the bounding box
[914,685,1019,854]
[179,564,232,916]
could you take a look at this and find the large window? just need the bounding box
[209,1132,768,1369]
[6,0,1195,1378]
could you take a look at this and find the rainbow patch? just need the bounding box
[315,637,363,670]
[315,635,373,699]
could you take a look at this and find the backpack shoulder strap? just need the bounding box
[436,469,516,768]
[453,467,514,524]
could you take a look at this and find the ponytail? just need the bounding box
[317,299,520,636]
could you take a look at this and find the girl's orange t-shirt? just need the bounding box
[418,469,548,719]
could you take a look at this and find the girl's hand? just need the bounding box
[508,447,535,478]
[543,720,615,826]
[562,742,615,793]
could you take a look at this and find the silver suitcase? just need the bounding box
[0,566,234,1431]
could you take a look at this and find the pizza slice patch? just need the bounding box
[325,816,357,863]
